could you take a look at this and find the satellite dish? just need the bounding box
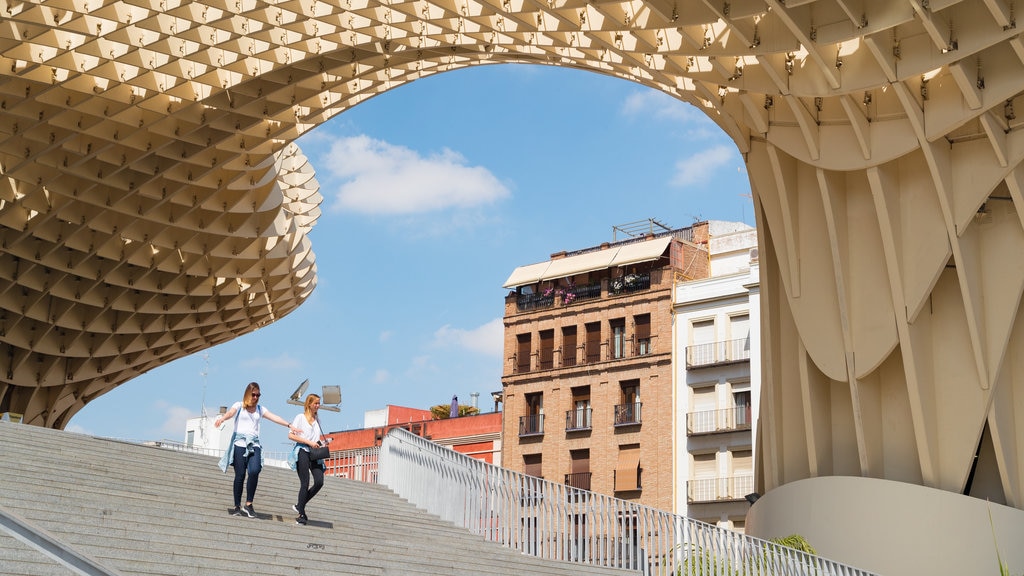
[287,379,310,406]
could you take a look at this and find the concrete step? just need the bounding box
[0,422,634,576]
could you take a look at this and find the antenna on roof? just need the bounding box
[199,352,209,443]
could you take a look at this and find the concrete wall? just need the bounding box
[746,476,1024,576]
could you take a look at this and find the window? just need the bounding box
[688,384,717,434]
[687,319,716,366]
[585,322,601,363]
[524,453,543,478]
[567,449,591,490]
[634,314,651,355]
[732,450,754,499]
[732,450,752,476]
[729,314,750,361]
[611,318,626,359]
[614,445,641,491]
[516,333,532,373]
[520,392,544,436]
[186,429,194,447]
[561,326,577,367]
[538,329,554,370]
[615,380,641,425]
[567,386,591,430]
[688,452,718,502]
[733,389,751,428]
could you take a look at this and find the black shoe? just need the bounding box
[296,514,308,525]
[231,506,243,516]
[242,504,256,518]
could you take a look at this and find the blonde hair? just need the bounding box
[303,394,321,421]
[242,382,261,409]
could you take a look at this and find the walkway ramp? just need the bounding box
[0,421,633,576]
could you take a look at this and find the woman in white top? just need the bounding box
[214,382,293,518]
[288,393,327,525]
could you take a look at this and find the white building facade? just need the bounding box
[673,222,760,532]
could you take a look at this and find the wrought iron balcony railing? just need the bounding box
[564,471,592,491]
[519,413,545,436]
[613,402,642,426]
[565,408,592,431]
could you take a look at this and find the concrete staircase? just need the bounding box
[0,422,634,576]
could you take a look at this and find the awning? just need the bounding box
[502,261,551,289]
[614,446,641,491]
[541,249,617,281]
[609,237,672,267]
[503,236,673,289]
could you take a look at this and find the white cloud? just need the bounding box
[621,90,702,123]
[432,318,504,357]
[671,145,736,188]
[373,369,390,384]
[379,330,393,343]
[156,401,195,440]
[323,135,510,215]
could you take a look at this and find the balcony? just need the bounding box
[564,471,592,491]
[517,292,554,312]
[519,413,545,437]
[613,402,642,427]
[686,475,754,503]
[610,272,650,295]
[565,408,592,431]
[685,337,750,368]
[686,405,751,435]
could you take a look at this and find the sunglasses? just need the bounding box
[251,392,261,398]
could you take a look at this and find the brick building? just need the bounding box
[500,221,712,510]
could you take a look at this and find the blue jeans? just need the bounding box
[232,444,262,507]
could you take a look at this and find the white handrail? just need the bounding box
[379,427,879,576]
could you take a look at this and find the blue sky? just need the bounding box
[67,64,753,452]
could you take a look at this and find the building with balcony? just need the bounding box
[673,222,760,532]
[500,220,713,511]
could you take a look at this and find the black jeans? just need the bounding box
[232,444,262,507]
[295,449,325,515]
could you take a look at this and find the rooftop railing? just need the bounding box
[379,427,879,576]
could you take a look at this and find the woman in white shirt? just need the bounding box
[288,393,327,525]
[214,381,293,518]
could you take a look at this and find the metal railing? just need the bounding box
[325,447,380,483]
[614,402,642,426]
[565,408,592,431]
[379,427,879,576]
[517,292,554,311]
[564,471,592,491]
[611,273,651,294]
[152,439,291,463]
[687,475,755,504]
[686,338,751,368]
[686,406,752,435]
[154,440,378,482]
[519,413,544,436]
